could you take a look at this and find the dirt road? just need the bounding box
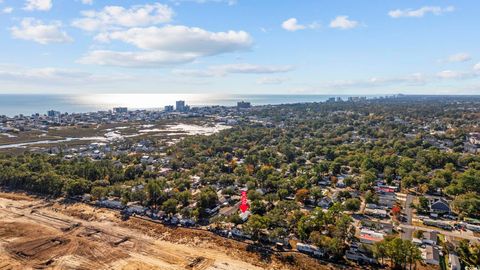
[0,192,337,270]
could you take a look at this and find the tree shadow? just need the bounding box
[246,243,273,263]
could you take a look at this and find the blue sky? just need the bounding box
[0,0,479,95]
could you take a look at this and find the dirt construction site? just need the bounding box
[0,192,340,270]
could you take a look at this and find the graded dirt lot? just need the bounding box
[0,192,338,270]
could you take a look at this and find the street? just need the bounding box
[401,193,414,240]
[400,224,480,242]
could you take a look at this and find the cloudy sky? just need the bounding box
[0,0,479,95]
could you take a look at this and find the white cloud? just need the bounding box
[2,7,13,14]
[329,68,479,90]
[329,16,359,30]
[0,65,129,85]
[171,0,237,5]
[81,25,252,67]
[436,70,473,80]
[328,73,426,89]
[81,0,93,5]
[436,63,480,80]
[446,53,471,63]
[24,0,52,11]
[388,6,454,18]
[473,63,480,71]
[173,63,293,77]
[78,50,200,67]
[11,18,73,45]
[282,18,305,31]
[72,3,174,31]
[96,26,252,53]
[257,77,289,85]
[281,18,319,32]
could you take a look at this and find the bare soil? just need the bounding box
[0,192,338,270]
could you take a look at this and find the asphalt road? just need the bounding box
[400,224,480,242]
[401,193,414,240]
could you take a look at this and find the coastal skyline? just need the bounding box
[1,0,479,95]
[0,93,378,116]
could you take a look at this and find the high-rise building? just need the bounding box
[47,110,60,117]
[176,100,186,112]
[164,105,174,112]
[237,101,251,109]
[113,107,128,113]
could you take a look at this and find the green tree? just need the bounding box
[91,186,108,200]
[344,198,361,212]
[452,193,480,218]
[63,179,91,196]
[243,214,269,241]
[162,198,178,215]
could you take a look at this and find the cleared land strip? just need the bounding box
[0,192,338,270]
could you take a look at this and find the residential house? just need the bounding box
[464,142,478,154]
[124,204,147,215]
[364,208,387,218]
[205,205,221,216]
[131,184,144,193]
[296,243,324,258]
[449,253,461,270]
[365,203,380,209]
[336,178,346,188]
[97,199,124,210]
[140,155,155,164]
[377,192,396,208]
[422,231,438,245]
[318,197,333,209]
[239,211,251,222]
[430,199,451,214]
[359,229,384,244]
[468,133,480,145]
[179,218,196,227]
[346,249,376,264]
[423,246,440,265]
[361,219,394,234]
[318,177,331,186]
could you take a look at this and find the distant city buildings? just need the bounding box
[176,100,185,111]
[113,107,128,113]
[164,105,174,112]
[348,96,367,102]
[237,101,251,109]
[162,101,192,112]
[469,132,480,145]
[327,97,367,103]
[175,100,190,112]
[47,110,60,117]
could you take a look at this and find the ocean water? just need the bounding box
[0,94,368,117]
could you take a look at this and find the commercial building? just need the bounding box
[113,107,128,113]
[237,101,251,109]
[47,110,60,117]
[176,100,186,112]
[164,105,174,112]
